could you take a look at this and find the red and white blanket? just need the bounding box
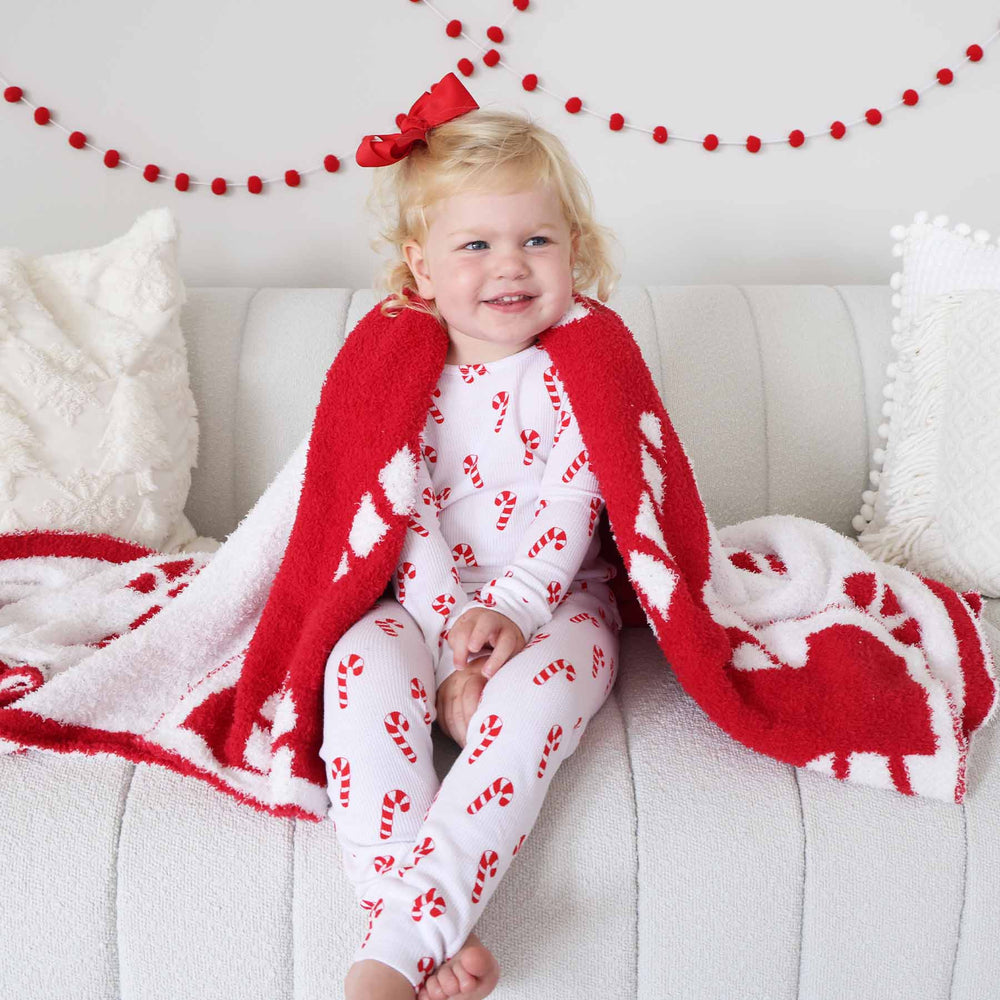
[0,293,996,817]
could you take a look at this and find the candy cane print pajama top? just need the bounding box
[319,334,624,991]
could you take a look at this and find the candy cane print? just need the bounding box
[512,833,526,857]
[373,855,396,875]
[452,542,479,567]
[604,656,616,697]
[466,776,515,815]
[395,562,416,602]
[428,386,444,424]
[466,713,503,765]
[553,408,571,446]
[374,617,406,637]
[412,886,448,921]
[432,593,456,619]
[537,724,563,778]
[471,850,500,904]
[533,658,577,684]
[422,787,441,823]
[546,580,563,606]
[384,710,417,762]
[494,491,516,530]
[491,390,509,433]
[587,496,602,535]
[422,442,438,466]
[533,498,549,518]
[410,676,431,726]
[435,486,451,511]
[396,836,436,878]
[417,957,436,991]
[527,526,567,559]
[525,632,550,650]
[459,362,487,383]
[568,611,601,628]
[358,897,384,949]
[543,366,562,410]
[561,448,589,484]
[520,428,541,465]
[380,789,411,840]
[406,514,429,538]
[592,643,606,679]
[329,757,351,808]
[336,653,364,709]
[463,454,484,489]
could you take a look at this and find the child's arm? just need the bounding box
[453,389,602,641]
[394,449,469,678]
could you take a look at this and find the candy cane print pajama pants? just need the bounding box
[318,584,622,991]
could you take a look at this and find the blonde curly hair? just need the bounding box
[364,107,621,326]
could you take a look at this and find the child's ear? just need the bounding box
[403,240,435,299]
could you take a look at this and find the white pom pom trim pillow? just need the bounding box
[853,210,1000,598]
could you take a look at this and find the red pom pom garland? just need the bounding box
[0,8,995,191]
[424,3,998,154]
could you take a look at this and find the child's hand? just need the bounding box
[436,667,488,749]
[447,607,526,678]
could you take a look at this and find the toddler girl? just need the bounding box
[321,75,624,1000]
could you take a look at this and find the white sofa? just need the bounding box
[3,284,999,1000]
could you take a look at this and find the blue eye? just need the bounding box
[461,236,550,251]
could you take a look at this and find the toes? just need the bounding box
[437,965,461,995]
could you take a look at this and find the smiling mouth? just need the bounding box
[483,295,535,305]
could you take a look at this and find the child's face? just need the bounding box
[403,181,577,364]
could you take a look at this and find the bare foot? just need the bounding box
[344,957,416,1000]
[416,931,499,1000]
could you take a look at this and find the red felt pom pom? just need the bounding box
[175,172,190,191]
[865,108,882,125]
[446,19,461,37]
[902,89,919,106]
[33,106,50,124]
[513,0,528,9]
[483,48,500,67]
[324,154,340,172]
[248,175,263,194]
[143,164,160,182]
[103,149,120,167]
[652,125,668,143]
[830,120,846,139]
[937,67,953,84]
[703,133,718,150]
[565,96,582,113]
[4,86,23,102]
[967,44,983,62]
[285,169,300,187]
[609,113,624,131]
[487,25,504,43]
[522,73,538,91]
[211,177,227,195]
[68,131,86,149]
[746,135,761,153]
[457,58,474,76]
[788,129,804,147]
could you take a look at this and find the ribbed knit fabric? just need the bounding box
[394,337,622,689]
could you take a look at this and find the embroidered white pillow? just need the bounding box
[853,211,1000,596]
[0,206,209,553]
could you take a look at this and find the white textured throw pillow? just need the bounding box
[853,211,1000,597]
[0,206,210,553]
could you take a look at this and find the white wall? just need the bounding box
[2,0,998,289]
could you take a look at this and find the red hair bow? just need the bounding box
[355,72,479,168]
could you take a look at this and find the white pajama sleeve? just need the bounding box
[395,452,468,684]
[454,392,604,641]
